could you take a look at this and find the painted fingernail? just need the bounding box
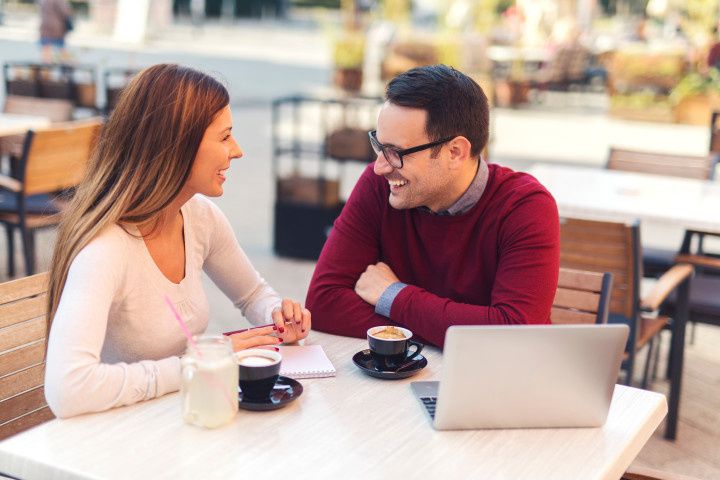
[279,327,285,333]
[278,338,284,342]
[272,326,278,330]
[274,347,279,351]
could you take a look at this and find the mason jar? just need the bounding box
[180,334,238,428]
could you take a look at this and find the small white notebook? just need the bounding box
[279,345,336,379]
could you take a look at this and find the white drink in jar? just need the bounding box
[181,335,239,428]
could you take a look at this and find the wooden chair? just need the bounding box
[559,218,693,384]
[607,147,716,181]
[552,267,613,325]
[1,95,75,161]
[622,466,703,480]
[0,272,54,441]
[606,147,717,279]
[0,118,102,276]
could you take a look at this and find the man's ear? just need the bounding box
[446,136,473,169]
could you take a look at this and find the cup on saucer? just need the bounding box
[367,326,424,371]
[235,349,281,402]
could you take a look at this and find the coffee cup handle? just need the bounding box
[407,340,424,360]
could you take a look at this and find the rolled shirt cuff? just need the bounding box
[374,282,408,318]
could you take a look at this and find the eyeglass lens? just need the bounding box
[370,134,401,167]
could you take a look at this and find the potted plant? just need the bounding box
[332,31,365,92]
[670,70,720,125]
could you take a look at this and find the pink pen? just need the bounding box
[222,320,295,337]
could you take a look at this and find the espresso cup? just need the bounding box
[235,349,282,401]
[367,326,424,371]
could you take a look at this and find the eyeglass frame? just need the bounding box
[368,130,455,169]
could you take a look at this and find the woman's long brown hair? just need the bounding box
[47,64,230,327]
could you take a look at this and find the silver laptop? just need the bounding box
[411,324,629,430]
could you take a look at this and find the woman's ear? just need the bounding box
[446,136,473,170]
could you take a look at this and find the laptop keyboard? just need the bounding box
[420,396,437,419]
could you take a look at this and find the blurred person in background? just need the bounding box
[707,25,720,70]
[39,0,73,63]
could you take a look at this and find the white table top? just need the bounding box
[487,45,551,63]
[528,163,720,234]
[0,332,667,480]
[0,113,51,137]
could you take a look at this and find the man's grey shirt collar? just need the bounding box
[419,158,489,216]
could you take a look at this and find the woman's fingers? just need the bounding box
[230,334,281,351]
[281,298,294,321]
[273,308,290,333]
[301,308,311,334]
[232,325,276,339]
[292,302,302,325]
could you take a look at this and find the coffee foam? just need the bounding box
[239,355,277,367]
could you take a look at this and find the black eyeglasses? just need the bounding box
[368,130,455,169]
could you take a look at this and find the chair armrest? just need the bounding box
[640,263,694,312]
[0,174,21,193]
[622,465,703,480]
[675,253,720,270]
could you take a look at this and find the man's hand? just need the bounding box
[354,262,400,306]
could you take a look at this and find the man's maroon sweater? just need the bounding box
[306,163,560,348]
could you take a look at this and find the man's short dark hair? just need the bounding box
[386,64,489,159]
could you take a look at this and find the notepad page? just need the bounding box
[279,345,336,379]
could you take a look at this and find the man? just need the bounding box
[305,65,559,348]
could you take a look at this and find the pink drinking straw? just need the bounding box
[164,295,201,356]
[164,295,237,413]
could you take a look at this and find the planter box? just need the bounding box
[334,68,362,93]
[609,105,675,123]
[674,95,720,126]
[495,80,529,108]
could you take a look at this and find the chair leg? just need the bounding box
[641,339,654,390]
[5,226,15,278]
[21,229,36,275]
[623,351,635,386]
[665,334,674,381]
[651,333,662,382]
[689,320,696,345]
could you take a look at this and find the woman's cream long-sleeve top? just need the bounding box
[45,195,281,418]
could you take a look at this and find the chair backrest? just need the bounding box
[3,95,74,123]
[607,147,715,180]
[0,272,53,440]
[20,118,102,196]
[552,267,613,324]
[559,218,640,320]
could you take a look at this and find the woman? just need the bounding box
[44,64,311,418]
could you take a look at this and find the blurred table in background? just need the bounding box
[529,163,720,234]
[0,113,50,137]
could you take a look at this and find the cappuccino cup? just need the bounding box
[367,326,424,371]
[235,349,282,401]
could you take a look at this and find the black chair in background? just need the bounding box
[3,62,98,112]
[103,68,139,115]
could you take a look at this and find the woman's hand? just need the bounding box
[228,325,281,352]
[272,298,311,344]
